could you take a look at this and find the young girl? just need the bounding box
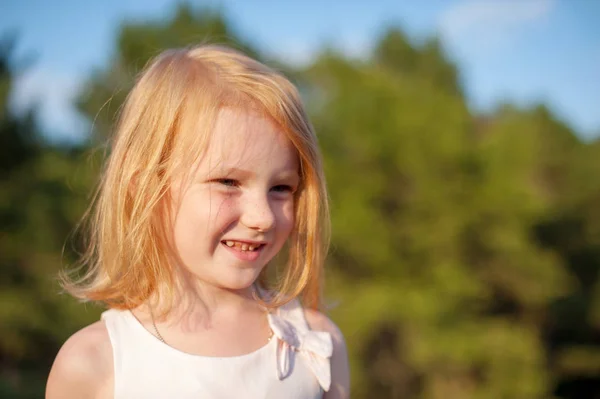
[46,44,349,398]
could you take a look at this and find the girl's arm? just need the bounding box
[46,321,113,399]
[305,310,350,399]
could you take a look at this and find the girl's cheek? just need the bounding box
[280,200,296,233]
[207,196,238,222]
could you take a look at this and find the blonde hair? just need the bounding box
[62,45,330,312]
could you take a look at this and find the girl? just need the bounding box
[46,45,349,398]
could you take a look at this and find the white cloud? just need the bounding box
[337,34,372,60]
[270,35,371,67]
[269,40,319,66]
[11,67,89,143]
[439,0,554,51]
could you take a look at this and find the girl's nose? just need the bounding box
[240,195,276,232]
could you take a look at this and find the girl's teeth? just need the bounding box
[223,241,261,251]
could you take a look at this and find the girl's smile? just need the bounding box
[220,239,267,262]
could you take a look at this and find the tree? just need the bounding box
[0,36,97,398]
[300,29,594,398]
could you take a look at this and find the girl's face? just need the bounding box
[169,108,299,291]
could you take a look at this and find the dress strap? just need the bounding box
[267,299,333,392]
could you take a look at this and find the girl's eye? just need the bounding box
[272,185,294,193]
[216,178,239,187]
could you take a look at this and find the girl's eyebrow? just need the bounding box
[277,170,301,183]
[219,166,300,181]
[220,167,254,178]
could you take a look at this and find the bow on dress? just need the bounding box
[267,312,333,392]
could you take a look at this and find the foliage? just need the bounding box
[0,36,101,398]
[2,5,600,398]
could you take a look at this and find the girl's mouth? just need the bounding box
[220,240,266,262]
[221,240,265,252]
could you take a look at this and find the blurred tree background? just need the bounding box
[2,5,600,398]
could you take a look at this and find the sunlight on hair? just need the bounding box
[61,44,330,313]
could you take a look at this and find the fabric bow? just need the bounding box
[267,312,333,391]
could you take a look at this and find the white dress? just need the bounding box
[101,299,332,398]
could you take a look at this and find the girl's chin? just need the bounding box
[218,276,261,292]
[216,265,264,290]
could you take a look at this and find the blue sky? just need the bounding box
[2,0,599,142]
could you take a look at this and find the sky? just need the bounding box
[1,0,599,142]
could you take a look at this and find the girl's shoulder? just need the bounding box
[275,296,344,340]
[302,308,350,399]
[46,320,113,399]
[303,308,345,341]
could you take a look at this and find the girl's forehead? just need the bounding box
[197,107,299,171]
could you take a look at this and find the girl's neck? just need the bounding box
[148,278,263,326]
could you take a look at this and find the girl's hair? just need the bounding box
[62,44,330,312]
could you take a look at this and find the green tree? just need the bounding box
[534,135,600,398]
[301,29,592,398]
[374,28,462,96]
[0,36,99,398]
